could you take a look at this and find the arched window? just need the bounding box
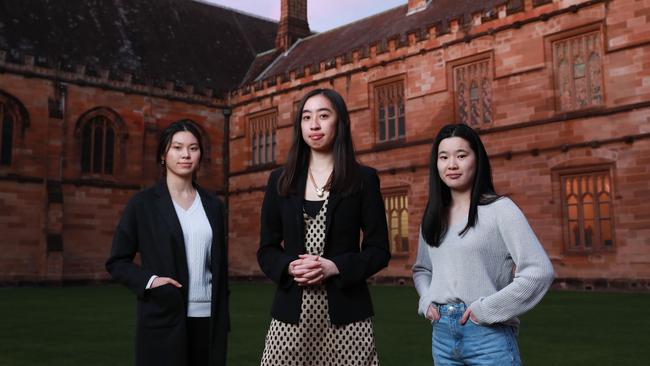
[0,103,14,166]
[0,91,29,167]
[76,108,125,177]
[81,116,115,174]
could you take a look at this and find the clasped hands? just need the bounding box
[288,254,339,286]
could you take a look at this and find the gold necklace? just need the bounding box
[308,168,332,198]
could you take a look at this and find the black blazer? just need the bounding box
[106,181,228,366]
[257,165,390,325]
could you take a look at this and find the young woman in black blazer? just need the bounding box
[258,88,391,366]
[106,120,228,366]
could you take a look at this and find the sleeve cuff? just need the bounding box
[418,295,431,316]
[145,275,158,290]
[469,298,488,325]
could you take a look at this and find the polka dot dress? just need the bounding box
[261,199,380,366]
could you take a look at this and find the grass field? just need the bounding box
[1,283,648,366]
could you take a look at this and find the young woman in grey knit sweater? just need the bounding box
[413,123,555,366]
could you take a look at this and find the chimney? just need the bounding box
[407,0,431,15]
[275,0,310,50]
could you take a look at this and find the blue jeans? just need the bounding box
[431,303,521,366]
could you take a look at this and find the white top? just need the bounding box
[173,193,213,317]
[412,197,555,328]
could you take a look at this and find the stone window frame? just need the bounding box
[546,22,605,113]
[371,75,406,145]
[75,107,127,179]
[0,91,29,168]
[555,164,616,254]
[383,187,410,256]
[447,52,494,127]
[248,108,278,167]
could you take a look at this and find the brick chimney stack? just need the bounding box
[275,0,311,50]
[407,0,431,15]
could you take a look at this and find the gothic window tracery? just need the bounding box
[562,170,614,252]
[250,111,277,166]
[553,31,603,112]
[375,80,405,142]
[76,108,125,177]
[454,59,492,126]
[383,189,409,255]
[81,116,115,175]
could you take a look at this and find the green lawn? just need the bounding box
[0,283,648,365]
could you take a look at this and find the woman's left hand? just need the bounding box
[460,307,479,325]
[297,254,339,285]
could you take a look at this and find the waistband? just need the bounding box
[436,303,467,316]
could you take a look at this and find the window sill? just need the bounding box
[247,162,280,173]
[70,176,140,190]
[371,138,408,151]
[554,105,606,119]
[564,247,616,255]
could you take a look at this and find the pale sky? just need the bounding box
[198,0,407,32]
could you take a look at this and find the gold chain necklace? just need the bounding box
[308,168,332,198]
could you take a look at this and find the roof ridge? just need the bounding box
[244,3,409,82]
[190,0,278,24]
[237,0,571,95]
[306,4,406,39]
[254,38,304,82]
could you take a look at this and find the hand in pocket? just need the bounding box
[426,304,440,323]
[151,277,182,288]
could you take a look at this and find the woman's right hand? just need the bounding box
[288,256,324,286]
[151,276,182,288]
[426,304,440,323]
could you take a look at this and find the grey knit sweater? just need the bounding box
[412,197,554,327]
[173,194,213,317]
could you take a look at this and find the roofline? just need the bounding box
[248,3,408,83]
[256,48,280,57]
[299,3,407,42]
[254,38,304,82]
[190,0,278,24]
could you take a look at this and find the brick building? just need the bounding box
[1,0,649,290]
[0,0,276,282]
[228,0,650,290]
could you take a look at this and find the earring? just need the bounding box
[161,160,165,166]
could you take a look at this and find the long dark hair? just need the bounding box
[157,119,204,177]
[278,88,361,196]
[421,123,500,247]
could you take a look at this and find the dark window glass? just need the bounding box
[1,111,13,165]
[81,123,92,173]
[93,123,104,174]
[105,127,114,174]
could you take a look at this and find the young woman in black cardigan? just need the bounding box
[106,120,228,366]
[258,88,391,366]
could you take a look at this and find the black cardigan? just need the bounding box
[106,181,228,366]
[257,165,391,324]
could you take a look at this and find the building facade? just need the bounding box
[0,0,276,282]
[228,0,650,290]
[1,0,649,290]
